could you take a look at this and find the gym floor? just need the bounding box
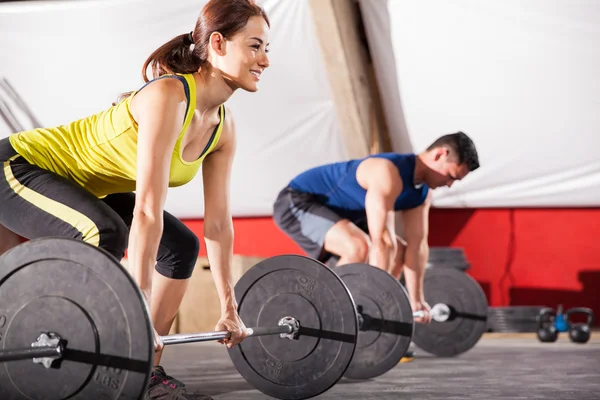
[161,332,600,400]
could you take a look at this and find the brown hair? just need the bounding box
[141,0,270,82]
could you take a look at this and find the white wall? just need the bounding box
[4,0,597,214]
[0,0,347,218]
[360,0,600,207]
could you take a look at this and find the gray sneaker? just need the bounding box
[145,366,213,400]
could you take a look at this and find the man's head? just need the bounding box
[419,131,479,189]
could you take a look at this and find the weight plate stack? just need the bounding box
[487,306,552,333]
[426,247,471,271]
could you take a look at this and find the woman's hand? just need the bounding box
[153,326,164,353]
[215,310,248,348]
[141,289,164,353]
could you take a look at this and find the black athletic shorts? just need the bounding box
[0,137,199,279]
[273,186,368,263]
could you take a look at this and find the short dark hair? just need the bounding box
[427,131,479,171]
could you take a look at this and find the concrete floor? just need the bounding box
[160,333,600,400]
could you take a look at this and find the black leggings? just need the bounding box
[0,138,199,279]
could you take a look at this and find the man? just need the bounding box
[273,132,479,323]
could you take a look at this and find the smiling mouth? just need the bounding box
[250,70,261,79]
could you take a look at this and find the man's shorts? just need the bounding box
[273,186,368,263]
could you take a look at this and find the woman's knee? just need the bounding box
[155,229,200,280]
[95,219,129,261]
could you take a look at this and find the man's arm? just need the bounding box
[401,190,432,321]
[356,158,403,272]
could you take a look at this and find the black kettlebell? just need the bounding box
[537,307,558,342]
[566,307,595,344]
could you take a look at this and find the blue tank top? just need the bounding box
[288,153,429,219]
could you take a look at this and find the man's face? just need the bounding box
[427,148,470,189]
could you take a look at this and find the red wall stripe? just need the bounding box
[186,208,600,325]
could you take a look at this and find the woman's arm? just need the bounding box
[201,107,247,347]
[128,78,188,302]
[201,107,237,314]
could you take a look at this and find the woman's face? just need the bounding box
[212,16,271,92]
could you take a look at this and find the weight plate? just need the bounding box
[427,247,470,270]
[337,263,413,380]
[0,238,153,400]
[227,255,358,400]
[411,267,488,357]
[487,306,550,333]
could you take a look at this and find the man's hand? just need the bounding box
[357,158,403,273]
[411,299,432,324]
[401,191,432,323]
[215,310,248,348]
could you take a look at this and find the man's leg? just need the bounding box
[323,220,371,265]
[273,187,349,263]
[390,235,407,279]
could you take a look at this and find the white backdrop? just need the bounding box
[0,0,346,218]
[2,0,599,215]
[360,0,600,207]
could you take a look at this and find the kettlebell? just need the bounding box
[537,307,558,342]
[566,307,595,344]
[554,304,569,332]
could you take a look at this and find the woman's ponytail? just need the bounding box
[141,32,203,82]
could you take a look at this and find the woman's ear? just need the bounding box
[209,32,227,56]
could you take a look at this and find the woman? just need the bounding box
[0,0,270,398]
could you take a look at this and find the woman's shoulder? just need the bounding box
[129,75,191,119]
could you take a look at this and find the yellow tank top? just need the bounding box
[8,73,224,198]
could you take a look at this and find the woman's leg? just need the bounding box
[102,193,202,399]
[0,138,129,258]
[0,223,21,256]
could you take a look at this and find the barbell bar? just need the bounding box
[0,302,452,365]
[162,303,450,348]
[0,318,299,366]
[0,343,63,364]
[161,316,298,345]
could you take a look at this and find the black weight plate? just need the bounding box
[487,306,550,333]
[0,238,153,400]
[411,267,488,357]
[337,263,413,380]
[227,255,358,400]
[427,248,470,270]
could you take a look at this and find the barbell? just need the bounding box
[0,237,489,400]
